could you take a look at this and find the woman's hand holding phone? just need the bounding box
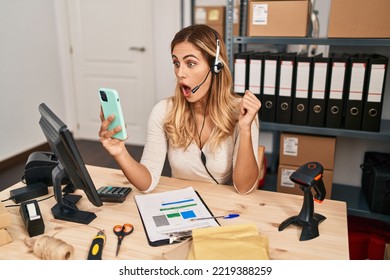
[99,107,128,157]
[98,88,128,140]
[98,88,128,157]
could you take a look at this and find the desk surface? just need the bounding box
[0,165,349,260]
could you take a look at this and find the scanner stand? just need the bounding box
[278,186,326,241]
[278,161,327,241]
[51,165,96,224]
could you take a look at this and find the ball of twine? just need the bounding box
[31,235,74,260]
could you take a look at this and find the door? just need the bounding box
[67,0,155,145]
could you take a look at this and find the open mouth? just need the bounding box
[180,84,192,97]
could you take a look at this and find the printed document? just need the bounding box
[134,187,219,244]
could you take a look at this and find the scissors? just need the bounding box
[113,223,134,256]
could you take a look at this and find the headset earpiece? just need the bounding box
[212,37,224,74]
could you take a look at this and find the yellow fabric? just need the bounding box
[188,224,269,260]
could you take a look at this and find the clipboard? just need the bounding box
[134,187,220,247]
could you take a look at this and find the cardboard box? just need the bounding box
[385,243,390,260]
[277,164,333,199]
[247,0,309,37]
[279,133,336,170]
[0,228,12,246]
[328,0,390,38]
[195,6,239,40]
[0,202,11,229]
[195,6,225,38]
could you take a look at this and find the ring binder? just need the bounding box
[248,52,269,97]
[234,51,255,96]
[292,54,312,126]
[276,53,295,124]
[361,54,388,132]
[325,54,348,129]
[261,53,280,122]
[343,54,365,130]
[308,54,330,127]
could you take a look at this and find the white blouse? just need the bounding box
[140,98,259,193]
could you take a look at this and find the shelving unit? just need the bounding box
[225,0,390,223]
[234,37,390,47]
[261,119,390,141]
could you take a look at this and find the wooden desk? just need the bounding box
[0,165,349,260]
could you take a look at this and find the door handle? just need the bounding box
[129,46,145,52]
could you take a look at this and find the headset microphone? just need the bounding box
[191,69,211,94]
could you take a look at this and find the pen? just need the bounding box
[190,213,240,221]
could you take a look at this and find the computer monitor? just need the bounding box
[38,103,102,224]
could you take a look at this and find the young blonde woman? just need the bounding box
[99,24,261,194]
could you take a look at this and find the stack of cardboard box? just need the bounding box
[0,202,12,246]
[277,133,336,199]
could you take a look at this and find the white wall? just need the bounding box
[152,0,181,101]
[0,0,182,163]
[0,0,65,161]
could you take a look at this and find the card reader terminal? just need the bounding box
[19,200,45,237]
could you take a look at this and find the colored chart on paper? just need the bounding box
[153,198,199,227]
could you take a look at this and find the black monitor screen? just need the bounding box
[38,103,102,224]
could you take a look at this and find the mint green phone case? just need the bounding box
[99,88,128,140]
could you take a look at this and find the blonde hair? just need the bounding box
[165,24,241,152]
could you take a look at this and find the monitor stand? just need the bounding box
[51,165,97,224]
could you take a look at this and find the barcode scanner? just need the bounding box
[278,162,327,241]
[289,162,326,202]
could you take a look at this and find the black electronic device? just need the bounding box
[38,103,103,224]
[23,151,68,186]
[19,200,45,237]
[97,186,132,203]
[278,162,327,241]
[10,182,48,204]
[361,151,390,215]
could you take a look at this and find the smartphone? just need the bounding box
[98,88,128,140]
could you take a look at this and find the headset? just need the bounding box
[191,32,224,94]
[190,30,224,184]
[212,36,224,74]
